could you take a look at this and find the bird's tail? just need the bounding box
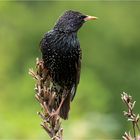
[59,93,70,120]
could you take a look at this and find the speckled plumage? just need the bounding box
[40,10,87,119]
[40,30,81,89]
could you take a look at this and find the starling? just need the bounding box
[40,10,97,119]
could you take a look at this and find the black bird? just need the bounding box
[40,10,97,119]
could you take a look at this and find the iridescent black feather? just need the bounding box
[40,10,86,119]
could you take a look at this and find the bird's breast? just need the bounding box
[41,31,81,87]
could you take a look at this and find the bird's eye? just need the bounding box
[80,15,87,20]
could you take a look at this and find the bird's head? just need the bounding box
[54,10,97,33]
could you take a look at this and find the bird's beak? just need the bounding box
[84,15,98,21]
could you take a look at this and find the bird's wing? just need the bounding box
[40,31,54,68]
[71,49,82,101]
[40,33,47,56]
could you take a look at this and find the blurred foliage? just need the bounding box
[0,1,140,139]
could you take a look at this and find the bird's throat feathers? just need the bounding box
[51,29,79,49]
[66,32,79,48]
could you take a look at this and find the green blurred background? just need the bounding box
[0,1,140,139]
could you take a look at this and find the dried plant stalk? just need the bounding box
[29,58,63,140]
[121,92,140,140]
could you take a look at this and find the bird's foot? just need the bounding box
[49,96,65,119]
[49,110,59,119]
